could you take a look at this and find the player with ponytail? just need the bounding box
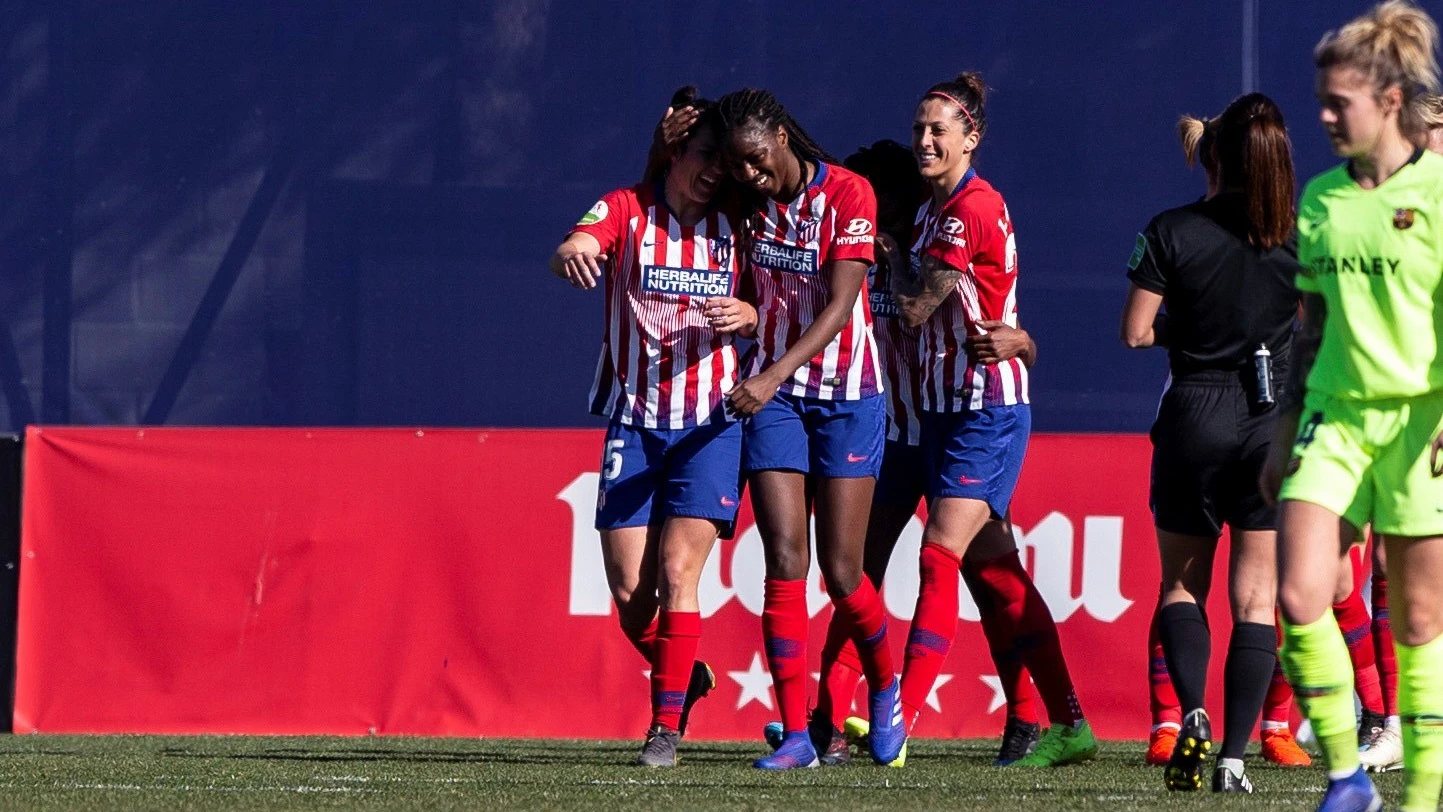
[1260,3,1443,809]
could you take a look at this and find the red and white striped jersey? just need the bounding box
[911,169,1028,411]
[743,162,883,401]
[569,183,741,429]
[867,261,923,445]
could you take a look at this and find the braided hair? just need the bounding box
[717,88,838,255]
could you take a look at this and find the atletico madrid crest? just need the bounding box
[1394,208,1416,229]
[796,216,821,245]
[709,236,732,270]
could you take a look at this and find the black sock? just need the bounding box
[1159,602,1211,715]
[1221,622,1276,760]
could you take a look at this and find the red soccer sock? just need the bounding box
[969,551,1084,726]
[1373,574,1398,717]
[651,610,701,732]
[763,578,811,734]
[621,614,659,664]
[1148,588,1182,728]
[1334,586,1384,715]
[900,543,962,732]
[963,563,1040,725]
[1262,656,1294,726]
[817,612,864,731]
[833,578,896,692]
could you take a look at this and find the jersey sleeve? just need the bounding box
[827,175,877,265]
[1125,218,1169,294]
[568,188,630,257]
[923,195,985,272]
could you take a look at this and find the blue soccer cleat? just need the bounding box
[1316,767,1383,812]
[753,731,820,770]
[868,678,907,765]
[763,721,785,751]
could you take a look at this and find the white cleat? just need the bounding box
[1359,725,1404,773]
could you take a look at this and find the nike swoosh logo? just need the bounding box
[847,453,868,463]
[958,475,984,485]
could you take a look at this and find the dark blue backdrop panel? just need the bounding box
[3,1,1426,431]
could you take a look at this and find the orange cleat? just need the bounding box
[1261,727,1312,767]
[1147,724,1179,766]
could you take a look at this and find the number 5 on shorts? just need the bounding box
[604,439,625,481]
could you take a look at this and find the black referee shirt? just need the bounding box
[1127,191,1300,376]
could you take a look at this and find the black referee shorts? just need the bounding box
[1149,370,1279,538]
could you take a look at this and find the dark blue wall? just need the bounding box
[0,1,1430,431]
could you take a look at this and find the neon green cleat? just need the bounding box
[842,716,907,767]
[1011,720,1099,767]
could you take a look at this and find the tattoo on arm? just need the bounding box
[892,254,961,328]
[1280,293,1326,412]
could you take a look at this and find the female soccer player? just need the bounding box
[1122,92,1302,794]
[889,71,1098,768]
[817,140,1085,769]
[714,89,905,770]
[548,92,756,768]
[1260,3,1443,809]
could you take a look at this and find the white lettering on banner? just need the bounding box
[560,473,829,620]
[562,473,1131,623]
[560,474,613,616]
[1014,513,1132,622]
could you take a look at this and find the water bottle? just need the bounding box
[1253,344,1274,407]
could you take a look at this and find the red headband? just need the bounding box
[926,91,978,133]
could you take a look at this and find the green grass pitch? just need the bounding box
[0,735,1403,810]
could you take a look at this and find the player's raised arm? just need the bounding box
[548,232,605,290]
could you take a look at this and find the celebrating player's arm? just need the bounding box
[967,320,1037,367]
[549,232,607,290]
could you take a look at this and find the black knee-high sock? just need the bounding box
[1159,602,1211,715]
[1222,622,1276,760]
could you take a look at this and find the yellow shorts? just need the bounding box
[1279,389,1443,537]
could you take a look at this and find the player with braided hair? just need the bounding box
[712,88,904,770]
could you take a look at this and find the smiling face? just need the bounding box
[667,125,724,208]
[912,97,979,182]
[722,122,798,201]
[1316,65,1402,158]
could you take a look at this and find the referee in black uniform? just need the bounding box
[1119,93,1301,795]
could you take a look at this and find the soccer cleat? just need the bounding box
[841,716,906,767]
[763,721,785,751]
[807,717,851,766]
[1012,720,1099,767]
[843,715,870,747]
[1261,727,1313,767]
[995,716,1041,766]
[1164,709,1213,791]
[1316,767,1383,812]
[1146,724,1179,766]
[1212,765,1254,793]
[1356,709,1385,752]
[753,731,820,770]
[636,725,681,768]
[1358,724,1403,773]
[676,660,716,738]
[867,679,907,765]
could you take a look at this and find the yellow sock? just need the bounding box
[1281,614,1359,777]
[1398,634,1443,812]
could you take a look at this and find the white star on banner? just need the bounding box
[927,674,953,712]
[729,652,775,710]
[979,674,1007,714]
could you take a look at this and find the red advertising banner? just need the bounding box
[15,427,1236,739]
